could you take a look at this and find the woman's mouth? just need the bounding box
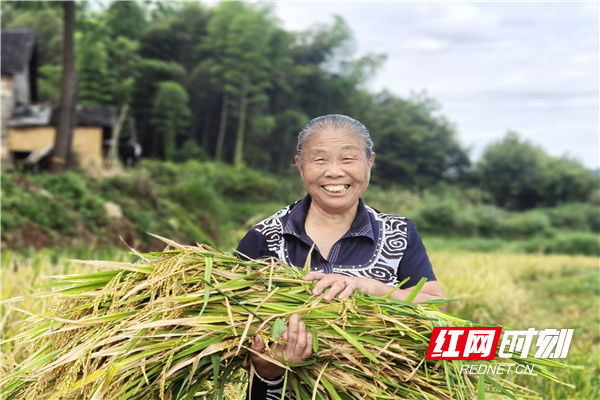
[322,185,350,193]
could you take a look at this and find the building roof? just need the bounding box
[8,104,52,126]
[9,104,116,128]
[1,28,36,76]
[71,105,116,128]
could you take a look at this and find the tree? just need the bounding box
[105,0,147,41]
[109,37,142,108]
[76,20,113,106]
[150,81,191,161]
[132,59,182,157]
[4,6,63,66]
[199,2,276,165]
[475,132,597,209]
[365,92,469,188]
[136,2,208,157]
[50,1,76,173]
[227,6,275,166]
[542,156,598,205]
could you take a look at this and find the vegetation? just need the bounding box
[431,251,599,400]
[2,1,595,206]
[472,132,598,210]
[1,162,598,257]
[1,245,597,399]
[1,243,575,400]
[1,1,597,398]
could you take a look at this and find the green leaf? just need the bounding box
[211,353,220,400]
[218,362,238,400]
[477,374,485,400]
[271,317,286,341]
[303,244,315,273]
[405,277,428,303]
[321,376,343,400]
[330,323,379,364]
[198,256,213,319]
[312,328,319,353]
[383,277,409,298]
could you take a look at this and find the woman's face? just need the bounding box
[295,129,375,216]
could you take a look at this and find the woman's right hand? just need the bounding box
[250,314,313,379]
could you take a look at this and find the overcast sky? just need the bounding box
[270,1,599,169]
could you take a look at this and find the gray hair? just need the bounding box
[296,114,374,168]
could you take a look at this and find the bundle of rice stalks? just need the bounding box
[1,239,567,400]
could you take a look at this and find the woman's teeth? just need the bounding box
[323,185,349,193]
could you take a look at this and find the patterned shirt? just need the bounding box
[237,195,436,289]
[237,196,437,399]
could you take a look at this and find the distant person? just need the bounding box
[121,138,142,167]
[236,114,445,399]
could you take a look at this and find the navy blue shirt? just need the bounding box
[237,195,436,289]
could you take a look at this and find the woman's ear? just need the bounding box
[294,155,302,173]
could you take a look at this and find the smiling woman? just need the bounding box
[236,114,445,399]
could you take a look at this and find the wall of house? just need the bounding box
[8,126,104,171]
[1,75,14,166]
[12,70,30,104]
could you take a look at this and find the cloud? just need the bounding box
[274,1,599,168]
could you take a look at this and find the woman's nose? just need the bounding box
[325,161,345,177]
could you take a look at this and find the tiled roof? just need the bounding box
[1,28,36,76]
[9,104,116,128]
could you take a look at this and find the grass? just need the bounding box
[424,234,600,257]
[430,250,599,399]
[1,245,597,399]
[1,245,471,399]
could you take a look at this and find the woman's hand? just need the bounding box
[250,314,313,379]
[303,272,375,300]
[303,273,446,310]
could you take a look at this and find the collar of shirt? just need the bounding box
[282,195,375,243]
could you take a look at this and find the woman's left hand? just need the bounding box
[303,273,447,310]
[303,272,374,300]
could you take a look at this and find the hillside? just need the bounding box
[1,161,598,256]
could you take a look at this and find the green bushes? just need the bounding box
[518,232,600,257]
[413,196,460,235]
[1,172,78,234]
[27,171,106,227]
[470,204,504,237]
[143,159,303,204]
[410,192,597,256]
[173,161,284,203]
[97,174,156,202]
[166,174,225,223]
[540,203,600,233]
[362,187,421,216]
[1,162,597,256]
[499,211,552,238]
[411,194,506,237]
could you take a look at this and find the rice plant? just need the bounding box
[1,239,569,400]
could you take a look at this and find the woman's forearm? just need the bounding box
[367,279,447,311]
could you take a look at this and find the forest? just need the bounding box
[1,0,596,210]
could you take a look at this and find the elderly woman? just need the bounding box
[237,114,444,398]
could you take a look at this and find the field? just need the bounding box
[1,247,598,399]
[429,249,599,399]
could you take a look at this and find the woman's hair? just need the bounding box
[296,114,374,168]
